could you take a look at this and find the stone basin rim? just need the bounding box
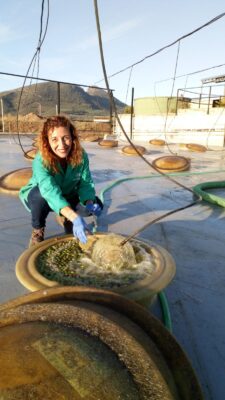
[15,233,176,301]
[0,287,204,400]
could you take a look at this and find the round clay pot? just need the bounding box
[0,287,203,400]
[178,143,189,150]
[122,145,146,156]
[32,138,38,148]
[152,156,190,173]
[149,139,166,146]
[98,140,118,148]
[186,143,207,152]
[0,168,32,195]
[15,233,176,306]
[81,134,100,142]
[24,148,37,160]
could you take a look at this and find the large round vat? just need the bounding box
[186,143,207,152]
[24,148,37,160]
[149,139,165,146]
[0,168,32,195]
[15,233,176,306]
[152,156,190,173]
[0,287,203,400]
[81,134,100,142]
[98,139,118,148]
[122,145,146,156]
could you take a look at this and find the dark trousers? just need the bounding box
[27,186,79,229]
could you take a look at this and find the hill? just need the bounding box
[0,81,126,117]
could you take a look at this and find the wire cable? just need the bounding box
[124,66,133,105]
[16,0,50,156]
[155,62,225,85]
[95,12,225,84]
[98,173,173,331]
[163,41,180,156]
[93,0,201,246]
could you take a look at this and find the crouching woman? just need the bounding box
[19,115,103,246]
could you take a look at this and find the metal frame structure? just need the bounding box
[0,71,114,121]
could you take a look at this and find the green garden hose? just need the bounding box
[193,180,225,207]
[158,291,173,332]
[97,168,225,332]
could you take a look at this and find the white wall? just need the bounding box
[114,109,225,147]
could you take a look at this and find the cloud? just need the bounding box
[76,17,142,50]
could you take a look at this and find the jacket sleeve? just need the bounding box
[32,155,70,215]
[77,151,96,204]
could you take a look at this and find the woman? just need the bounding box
[19,115,102,246]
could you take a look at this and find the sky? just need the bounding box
[0,0,225,104]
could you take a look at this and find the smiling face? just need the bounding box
[48,126,73,159]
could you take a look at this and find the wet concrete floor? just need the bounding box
[1,134,225,400]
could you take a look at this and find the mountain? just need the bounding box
[87,87,126,109]
[0,81,126,117]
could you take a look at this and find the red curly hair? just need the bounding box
[37,115,83,173]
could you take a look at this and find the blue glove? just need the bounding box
[86,202,102,217]
[72,216,88,244]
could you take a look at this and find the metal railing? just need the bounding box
[0,71,114,123]
[176,83,225,115]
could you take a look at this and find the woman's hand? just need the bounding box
[85,202,102,217]
[72,216,88,244]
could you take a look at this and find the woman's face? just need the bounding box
[48,126,73,158]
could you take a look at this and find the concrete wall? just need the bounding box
[114,109,225,147]
[134,97,189,115]
[0,115,112,137]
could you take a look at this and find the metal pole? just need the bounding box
[57,82,60,114]
[207,86,212,115]
[199,93,202,109]
[1,98,4,132]
[109,89,113,134]
[199,85,203,109]
[175,89,179,115]
[130,87,134,140]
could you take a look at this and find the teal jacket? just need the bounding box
[19,150,96,215]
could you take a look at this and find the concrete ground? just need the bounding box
[1,134,225,400]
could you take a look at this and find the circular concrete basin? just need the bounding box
[122,145,146,156]
[186,143,207,152]
[152,156,190,173]
[81,134,100,142]
[15,233,176,306]
[149,139,165,146]
[98,139,118,148]
[0,287,203,400]
[178,143,189,150]
[0,168,32,195]
[32,138,38,148]
[24,148,37,160]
